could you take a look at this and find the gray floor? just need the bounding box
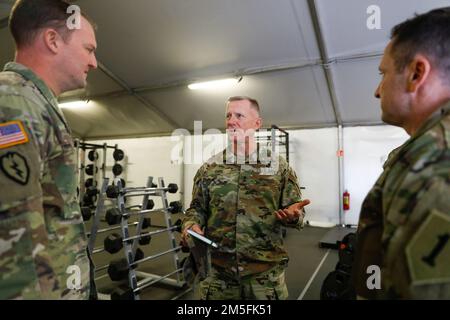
[87,214,340,300]
[284,226,338,300]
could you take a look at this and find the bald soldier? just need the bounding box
[0,0,97,299]
[181,96,310,300]
[352,8,450,299]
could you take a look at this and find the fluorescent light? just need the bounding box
[188,78,237,90]
[59,100,90,109]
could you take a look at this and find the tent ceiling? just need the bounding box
[142,66,336,131]
[316,0,450,58]
[1,0,449,139]
[0,0,13,19]
[333,58,383,124]
[80,0,321,87]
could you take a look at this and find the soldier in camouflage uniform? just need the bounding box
[352,8,450,299]
[0,0,97,299]
[182,96,310,300]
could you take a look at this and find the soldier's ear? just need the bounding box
[407,54,431,93]
[42,29,61,54]
[256,117,262,129]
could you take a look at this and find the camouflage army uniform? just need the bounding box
[353,101,450,299]
[0,62,91,299]
[183,147,303,300]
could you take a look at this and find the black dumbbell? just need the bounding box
[104,233,149,255]
[104,233,123,254]
[82,193,94,206]
[86,186,99,197]
[142,217,151,229]
[105,208,122,225]
[107,184,139,199]
[85,164,98,176]
[88,150,98,161]
[108,259,128,281]
[139,233,151,246]
[105,230,152,253]
[83,193,97,205]
[145,200,155,210]
[113,149,125,161]
[112,163,123,176]
[108,248,144,281]
[85,178,96,188]
[167,183,178,193]
[104,208,123,225]
[106,185,120,198]
[81,207,92,221]
[168,201,182,214]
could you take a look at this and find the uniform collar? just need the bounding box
[383,100,450,169]
[413,99,450,139]
[4,62,71,133]
[4,62,59,106]
[222,144,273,165]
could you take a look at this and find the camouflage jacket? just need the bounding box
[353,101,450,299]
[182,147,303,279]
[0,62,90,299]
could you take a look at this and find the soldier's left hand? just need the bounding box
[275,199,310,223]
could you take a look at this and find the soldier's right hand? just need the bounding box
[181,224,203,247]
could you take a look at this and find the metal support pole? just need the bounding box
[88,178,110,254]
[159,177,183,285]
[338,125,345,226]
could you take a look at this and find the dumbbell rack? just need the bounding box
[84,175,152,292]
[75,141,126,211]
[255,125,289,163]
[110,177,185,300]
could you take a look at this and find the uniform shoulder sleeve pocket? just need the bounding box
[406,209,450,294]
[0,120,42,213]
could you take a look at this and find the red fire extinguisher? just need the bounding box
[343,190,350,211]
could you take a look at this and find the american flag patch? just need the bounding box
[0,121,29,149]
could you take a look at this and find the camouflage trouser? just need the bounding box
[198,264,288,300]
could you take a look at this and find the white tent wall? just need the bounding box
[343,126,409,225]
[288,128,339,224]
[86,125,408,225]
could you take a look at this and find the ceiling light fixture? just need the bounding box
[59,100,90,109]
[188,78,238,90]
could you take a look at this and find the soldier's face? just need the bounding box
[375,41,411,127]
[226,100,261,143]
[59,17,97,92]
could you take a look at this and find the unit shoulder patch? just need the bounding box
[0,151,30,185]
[0,121,29,149]
[406,209,450,286]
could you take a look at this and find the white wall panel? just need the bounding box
[343,125,408,225]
